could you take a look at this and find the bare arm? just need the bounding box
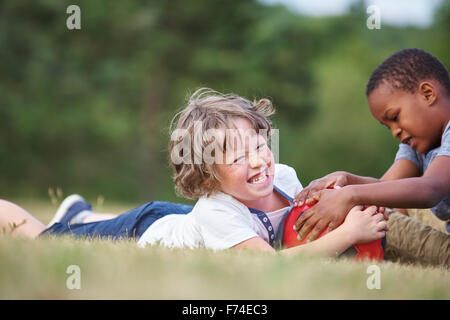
[380,158,421,181]
[233,206,386,257]
[294,157,445,241]
[344,172,379,184]
[232,230,354,257]
[349,156,450,209]
[294,171,378,207]
[295,159,420,207]
[344,158,421,183]
[280,225,354,257]
[341,158,421,184]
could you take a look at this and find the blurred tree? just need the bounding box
[0,0,448,202]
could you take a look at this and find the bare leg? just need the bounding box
[0,200,46,238]
[83,213,118,223]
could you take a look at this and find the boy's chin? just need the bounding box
[416,141,434,154]
[238,188,274,207]
[252,183,274,198]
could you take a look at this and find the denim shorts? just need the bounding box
[40,201,194,240]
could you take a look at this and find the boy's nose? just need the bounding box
[392,127,402,139]
[249,152,272,169]
[248,152,264,167]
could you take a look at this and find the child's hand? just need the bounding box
[342,205,387,244]
[293,187,354,241]
[294,172,349,207]
[378,206,390,221]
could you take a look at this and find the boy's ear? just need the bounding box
[418,81,437,106]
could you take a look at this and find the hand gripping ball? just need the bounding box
[282,203,385,261]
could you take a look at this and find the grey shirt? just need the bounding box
[394,121,450,222]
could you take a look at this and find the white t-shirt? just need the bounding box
[137,163,303,250]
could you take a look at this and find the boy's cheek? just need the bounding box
[266,150,275,165]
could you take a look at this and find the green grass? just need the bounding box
[0,199,449,299]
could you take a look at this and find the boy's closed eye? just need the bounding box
[233,155,246,164]
[257,143,267,151]
[379,114,398,130]
[232,144,267,164]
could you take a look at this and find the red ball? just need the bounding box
[282,203,384,261]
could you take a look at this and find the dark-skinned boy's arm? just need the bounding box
[294,159,419,207]
[293,158,441,241]
[380,158,422,181]
[349,156,450,208]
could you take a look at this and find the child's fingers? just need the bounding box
[296,214,319,241]
[376,206,390,221]
[373,212,385,223]
[376,229,386,239]
[308,220,329,241]
[327,221,339,232]
[294,189,310,207]
[304,191,322,206]
[376,220,387,232]
[363,205,378,215]
[310,191,322,202]
[349,205,364,213]
[293,208,314,231]
[334,175,347,188]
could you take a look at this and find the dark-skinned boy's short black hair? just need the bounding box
[366,48,450,96]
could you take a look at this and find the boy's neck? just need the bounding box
[239,189,290,213]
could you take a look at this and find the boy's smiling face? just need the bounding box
[367,81,443,154]
[214,118,275,208]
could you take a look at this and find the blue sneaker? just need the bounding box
[47,194,92,227]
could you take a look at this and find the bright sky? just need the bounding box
[259,0,444,27]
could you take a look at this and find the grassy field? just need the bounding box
[0,199,449,299]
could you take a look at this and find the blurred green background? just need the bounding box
[1,0,449,205]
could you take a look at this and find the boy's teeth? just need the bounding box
[249,174,267,184]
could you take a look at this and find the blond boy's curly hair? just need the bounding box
[169,88,275,199]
